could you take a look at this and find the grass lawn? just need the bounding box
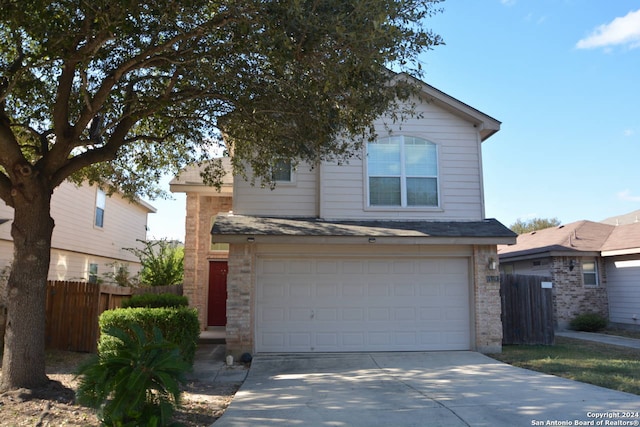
[490,336,640,395]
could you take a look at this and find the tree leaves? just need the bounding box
[0,0,444,199]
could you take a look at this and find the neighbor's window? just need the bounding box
[88,263,99,284]
[272,159,292,182]
[583,260,599,286]
[95,189,106,228]
[367,136,438,207]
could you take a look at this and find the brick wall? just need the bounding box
[223,243,504,356]
[551,256,608,329]
[182,192,232,329]
[225,243,255,357]
[473,245,503,353]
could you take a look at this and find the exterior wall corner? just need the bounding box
[225,243,255,357]
[473,245,502,353]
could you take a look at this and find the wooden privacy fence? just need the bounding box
[500,274,554,345]
[45,281,183,353]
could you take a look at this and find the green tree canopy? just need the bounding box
[0,0,445,390]
[510,217,561,234]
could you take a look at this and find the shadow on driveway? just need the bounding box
[213,352,640,427]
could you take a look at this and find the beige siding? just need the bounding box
[231,98,486,221]
[50,182,149,262]
[233,163,318,217]
[321,100,484,220]
[0,181,151,280]
[48,249,142,283]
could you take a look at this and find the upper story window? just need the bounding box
[95,189,106,228]
[272,159,293,182]
[367,136,438,207]
[583,259,599,287]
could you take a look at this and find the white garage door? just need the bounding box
[606,258,640,325]
[256,257,471,352]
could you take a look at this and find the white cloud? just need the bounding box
[617,189,640,202]
[577,9,640,50]
[501,0,516,6]
[624,129,635,137]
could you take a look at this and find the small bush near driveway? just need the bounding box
[490,336,640,395]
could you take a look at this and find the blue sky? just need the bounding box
[146,1,640,241]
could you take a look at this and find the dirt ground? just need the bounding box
[0,350,240,426]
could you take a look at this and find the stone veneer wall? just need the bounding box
[473,245,502,353]
[182,192,232,330]
[551,256,608,330]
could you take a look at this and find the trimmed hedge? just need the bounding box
[122,293,188,309]
[98,307,200,365]
[570,312,608,332]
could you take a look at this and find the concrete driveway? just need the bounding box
[213,352,640,427]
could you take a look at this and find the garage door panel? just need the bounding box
[257,257,470,352]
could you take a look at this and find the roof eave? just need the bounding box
[214,234,516,245]
[500,249,602,262]
[602,247,640,257]
[395,73,501,142]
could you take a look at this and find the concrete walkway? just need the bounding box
[187,343,248,385]
[556,330,640,349]
[213,351,640,427]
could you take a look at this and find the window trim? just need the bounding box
[582,259,599,287]
[88,263,99,284]
[365,135,441,210]
[272,159,296,185]
[95,189,106,228]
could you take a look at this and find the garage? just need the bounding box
[256,257,471,352]
[606,257,640,325]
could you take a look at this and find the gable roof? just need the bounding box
[499,219,640,260]
[170,157,233,195]
[395,72,501,141]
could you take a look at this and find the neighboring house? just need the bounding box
[170,159,234,329]
[0,181,156,284]
[498,219,640,330]
[177,74,516,357]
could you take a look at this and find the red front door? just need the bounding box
[207,261,228,326]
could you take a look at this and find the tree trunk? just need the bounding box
[0,180,53,391]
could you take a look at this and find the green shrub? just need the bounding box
[99,307,200,365]
[76,325,189,426]
[570,312,608,332]
[125,239,184,286]
[123,293,188,309]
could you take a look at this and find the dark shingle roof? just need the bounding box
[212,214,516,242]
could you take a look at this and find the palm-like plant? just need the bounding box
[76,325,190,426]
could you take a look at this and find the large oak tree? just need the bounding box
[0,0,443,390]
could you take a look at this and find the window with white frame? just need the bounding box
[95,189,106,228]
[272,159,292,182]
[88,263,99,284]
[582,259,599,286]
[367,136,438,207]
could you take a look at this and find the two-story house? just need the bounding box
[0,181,155,284]
[191,75,516,357]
